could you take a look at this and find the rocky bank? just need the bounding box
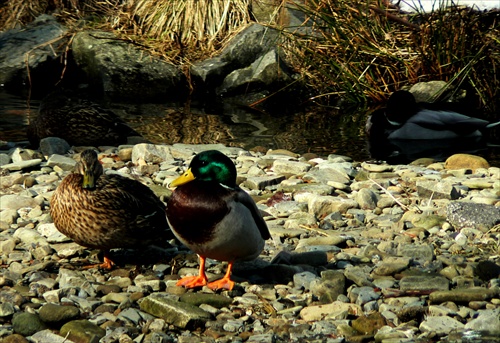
[0,142,500,343]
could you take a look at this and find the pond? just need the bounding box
[1,90,499,167]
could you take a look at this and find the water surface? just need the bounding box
[1,91,499,166]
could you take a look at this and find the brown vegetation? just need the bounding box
[1,0,498,115]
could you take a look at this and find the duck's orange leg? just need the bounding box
[176,255,209,288]
[207,261,235,291]
[83,250,115,270]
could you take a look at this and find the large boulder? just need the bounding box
[190,23,297,103]
[0,15,69,94]
[71,31,188,102]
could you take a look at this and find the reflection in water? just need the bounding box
[112,102,370,159]
[1,91,499,166]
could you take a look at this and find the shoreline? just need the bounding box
[1,142,499,342]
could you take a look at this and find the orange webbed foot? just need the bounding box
[83,252,115,270]
[176,275,209,288]
[207,261,235,290]
[207,277,234,291]
[177,255,209,289]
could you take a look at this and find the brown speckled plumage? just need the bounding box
[50,149,172,267]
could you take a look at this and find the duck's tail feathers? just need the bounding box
[486,121,500,129]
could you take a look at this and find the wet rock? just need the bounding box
[38,303,80,325]
[72,31,186,101]
[60,320,106,342]
[0,15,68,92]
[217,49,292,97]
[12,312,48,336]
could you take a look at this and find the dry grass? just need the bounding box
[1,0,498,115]
[0,0,252,62]
[278,0,500,115]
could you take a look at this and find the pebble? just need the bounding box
[0,143,499,342]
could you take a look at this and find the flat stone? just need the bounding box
[397,244,434,264]
[299,301,362,321]
[132,143,174,164]
[30,330,71,343]
[416,180,460,200]
[303,168,350,185]
[244,175,286,190]
[399,276,449,292]
[140,293,211,329]
[447,202,500,231]
[419,315,465,336]
[179,293,232,309]
[429,288,499,303]
[0,159,42,171]
[46,154,77,171]
[361,162,393,172]
[0,194,39,210]
[273,159,312,174]
[308,196,358,217]
[464,308,500,335]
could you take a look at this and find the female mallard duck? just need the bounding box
[166,150,270,290]
[50,149,172,269]
[366,90,500,140]
[28,90,142,148]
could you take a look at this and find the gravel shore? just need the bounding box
[1,142,499,343]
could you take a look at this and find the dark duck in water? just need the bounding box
[366,90,500,162]
[366,90,500,140]
[166,150,271,290]
[50,149,173,269]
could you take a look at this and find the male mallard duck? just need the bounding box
[28,90,142,148]
[166,150,271,290]
[366,90,500,140]
[50,149,172,269]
